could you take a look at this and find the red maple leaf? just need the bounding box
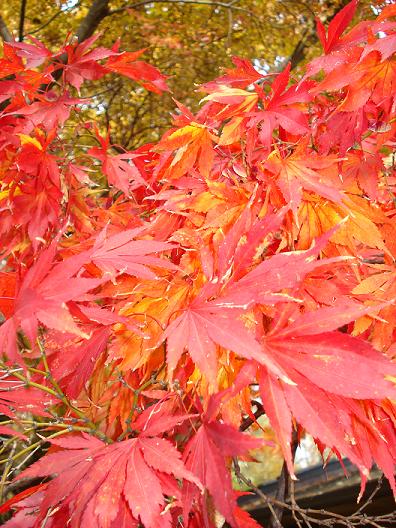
[9,38,52,68]
[263,144,343,217]
[162,229,349,384]
[258,301,396,480]
[57,34,114,91]
[0,242,102,363]
[14,92,82,131]
[0,369,60,418]
[162,291,265,384]
[201,56,263,90]
[10,423,201,528]
[90,225,177,280]
[316,0,358,54]
[183,414,261,528]
[246,63,312,148]
[45,326,111,398]
[105,50,169,94]
[262,301,396,399]
[88,130,148,195]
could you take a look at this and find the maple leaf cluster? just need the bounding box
[1,2,396,527]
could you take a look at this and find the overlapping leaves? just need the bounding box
[1,2,396,527]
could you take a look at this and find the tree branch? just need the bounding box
[0,15,12,42]
[18,0,27,41]
[239,401,265,431]
[76,0,110,42]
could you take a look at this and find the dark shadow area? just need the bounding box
[238,459,394,527]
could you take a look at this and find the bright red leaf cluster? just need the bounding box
[1,2,396,527]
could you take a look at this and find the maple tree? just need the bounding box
[1,1,396,527]
[0,0,378,148]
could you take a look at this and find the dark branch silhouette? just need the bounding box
[18,0,27,41]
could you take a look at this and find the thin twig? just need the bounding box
[29,2,82,36]
[352,476,384,517]
[233,457,283,527]
[234,459,392,528]
[289,478,304,528]
[109,0,251,17]
[0,442,16,502]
